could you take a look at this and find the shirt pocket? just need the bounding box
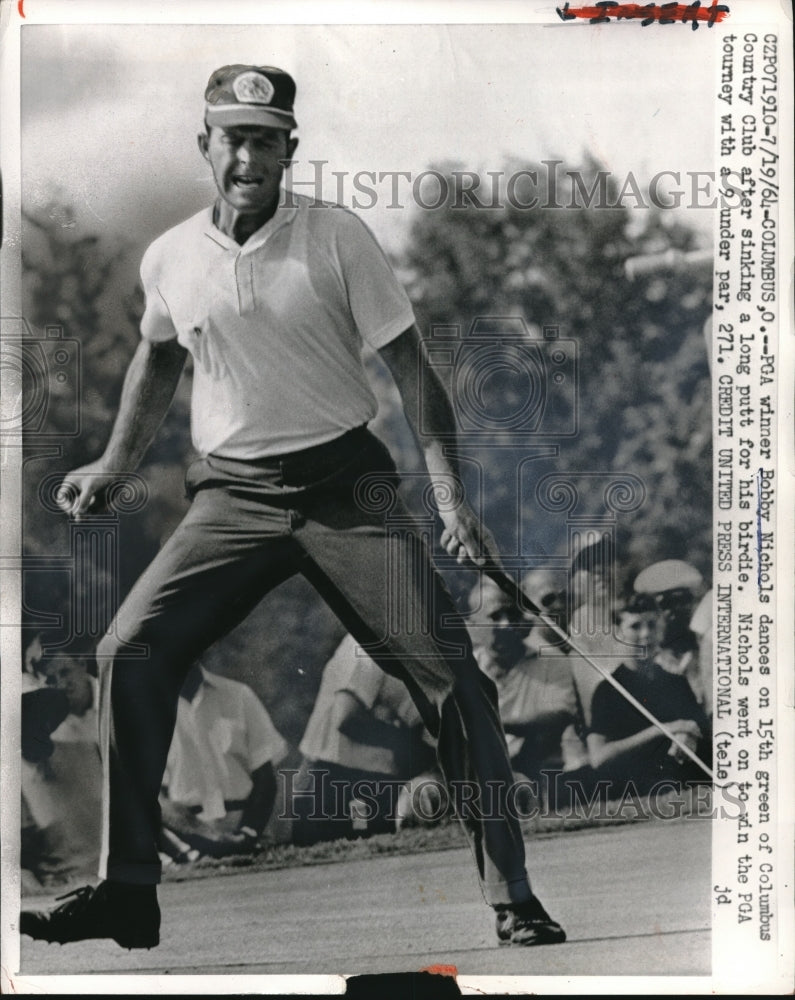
[209,717,247,760]
[178,317,229,380]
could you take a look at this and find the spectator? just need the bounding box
[294,634,435,843]
[21,628,69,764]
[566,537,629,729]
[634,559,708,711]
[462,576,597,820]
[21,654,103,887]
[586,593,711,797]
[159,662,288,859]
[398,573,584,829]
[467,578,578,781]
[520,570,598,809]
[518,569,569,653]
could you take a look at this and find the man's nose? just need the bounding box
[495,610,518,627]
[237,142,263,166]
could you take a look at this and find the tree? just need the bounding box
[393,157,712,589]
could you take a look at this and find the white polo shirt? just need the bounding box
[163,668,287,822]
[299,634,423,775]
[139,192,415,458]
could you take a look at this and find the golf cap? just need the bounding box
[204,65,297,130]
[634,559,703,595]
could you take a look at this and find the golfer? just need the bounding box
[21,64,565,950]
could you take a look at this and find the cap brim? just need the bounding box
[205,105,296,130]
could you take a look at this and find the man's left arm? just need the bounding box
[380,325,502,568]
[237,762,278,839]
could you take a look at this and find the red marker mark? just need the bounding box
[18,0,25,16]
[421,964,458,979]
[557,1,730,28]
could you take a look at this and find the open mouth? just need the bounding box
[232,175,264,189]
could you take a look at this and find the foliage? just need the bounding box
[394,157,712,590]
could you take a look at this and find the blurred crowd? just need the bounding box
[20,543,712,889]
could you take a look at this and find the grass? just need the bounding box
[21,784,713,896]
[160,783,712,884]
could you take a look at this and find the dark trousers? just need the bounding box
[96,427,532,906]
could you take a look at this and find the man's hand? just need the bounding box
[668,719,702,739]
[56,461,115,521]
[159,797,259,859]
[55,339,187,521]
[438,501,502,568]
[380,327,505,571]
[190,827,254,859]
[666,719,702,763]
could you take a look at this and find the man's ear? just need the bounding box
[284,135,299,168]
[197,130,210,160]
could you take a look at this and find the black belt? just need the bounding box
[208,424,373,488]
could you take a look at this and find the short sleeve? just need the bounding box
[139,242,178,343]
[667,673,711,735]
[241,687,288,771]
[335,210,415,349]
[298,636,361,759]
[339,653,385,712]
[589,680,623,738]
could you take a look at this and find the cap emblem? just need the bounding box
[232,71,275,105]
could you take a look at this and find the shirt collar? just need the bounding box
[197,664,224,692]
[181,664,221,708]
[202,189,298,252]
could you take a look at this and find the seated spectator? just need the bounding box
[520,569,569,653]
[634,559,709,711]
[21,687,70,768]
[159,662,287,859]
[468,578,579,780]
[21,653,103,887]
[566,537,631,729]
[20,628,71,765]
[463,576,597,818]
[586,593,711,797]
[293,634,435,844]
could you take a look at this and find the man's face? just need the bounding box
[470,598,529,680]
[521,575,566,650]
[42,657,92,714]
[198,125,298,214]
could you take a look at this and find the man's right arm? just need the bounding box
[57,338,187,519]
